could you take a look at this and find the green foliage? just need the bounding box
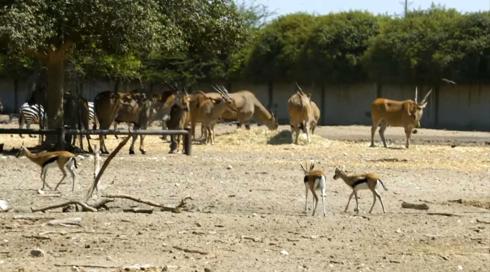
[449,12,490,81]
[1,2,490,87]
[0,0,177,55]
[143,0,249,84]
[362,8,463,83]
[245,13,316,81]
[302,12,380,83]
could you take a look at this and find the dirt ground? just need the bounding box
[0,124,489,272]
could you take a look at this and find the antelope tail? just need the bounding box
[378,179,388,191]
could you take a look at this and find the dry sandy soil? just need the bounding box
[0,124,489,272]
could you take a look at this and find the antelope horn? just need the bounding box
[442,78,456,85]
[212,85,223,95]
[300,162,307,173]
[219,85,232,99]
[219,85,229,94]
[414,86,418,103]
[420,89,432,104]
[295,82,303,93]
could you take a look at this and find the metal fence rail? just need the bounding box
[0,128,192,155]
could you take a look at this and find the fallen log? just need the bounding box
[401,201,429,210]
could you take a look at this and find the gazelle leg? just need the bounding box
[66,159,77,192]
[304,183,309,213]
[311,191,318,216]
[344,191,354,212]
[40,167,49,190]
[321,189,326,217]
[376,190,386,213]
[54,167,67,191]
[354,191,360,214]
[369,190,377,213]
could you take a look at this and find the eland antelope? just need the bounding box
[370,87,432,148]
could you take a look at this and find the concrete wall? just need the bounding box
[438,84,490,130]
[1,77,489,131]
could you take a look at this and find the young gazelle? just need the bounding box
[333,167,387,214]
[16,144,78,192]
[300,161,326,216]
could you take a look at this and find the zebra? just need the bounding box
[87,101,97,129]
[18,102,45,138]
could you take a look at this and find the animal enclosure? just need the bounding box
[0,124,489,271]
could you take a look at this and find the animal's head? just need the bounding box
[333,167,345,180]
[212,85,238,112]
[410,87,432,127]
[266,112,279,130]
[175,91,191,112]
[16,143,27,158]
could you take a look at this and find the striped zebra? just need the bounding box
[18,102,45,138]
[87,101,97,129]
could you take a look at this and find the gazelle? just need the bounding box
[300,161,326,216]
[16,144,78,192]
[333,167,387,214]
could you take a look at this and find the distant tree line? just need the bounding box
[240,8,490,85]
[1,5,489,89]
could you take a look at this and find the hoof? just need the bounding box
[129,150,135,155]
[140,150,146,155]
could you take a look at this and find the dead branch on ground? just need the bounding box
[102,194,193,213]
[85,136,131,200]
[476,219,490,224]
[47,217,82,227]
[32,201,97,212]
[427,212,460,217]
[173,245,209,255]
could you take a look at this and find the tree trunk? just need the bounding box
[43,48,66,148]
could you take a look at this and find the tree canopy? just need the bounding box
[0,0,248,146]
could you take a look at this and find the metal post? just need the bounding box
[183,128,192,156]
